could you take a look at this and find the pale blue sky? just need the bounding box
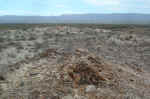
[0,0,150,16]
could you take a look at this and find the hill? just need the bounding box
[0,14,150,24]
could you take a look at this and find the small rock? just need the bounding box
[62,95,73,99]
[85,85,96,93]
[0,75,5,81]
[20,81,24,87]
[74,94,87,99]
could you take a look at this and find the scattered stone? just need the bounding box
[62,95,74,99]
[85,85,96,93]
[0,25,150,99]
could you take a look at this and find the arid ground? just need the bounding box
[0,24,150,99]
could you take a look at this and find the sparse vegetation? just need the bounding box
[0,24,150,99]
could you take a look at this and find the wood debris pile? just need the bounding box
[58,49,115,88]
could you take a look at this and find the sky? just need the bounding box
[0,0,150,16]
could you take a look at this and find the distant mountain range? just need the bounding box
[0,14,150,24]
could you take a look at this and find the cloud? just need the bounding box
[0,10,38,16]
[49,10,85,16]
[0,10,4,13]
[84,0,120,6]
[83,0,150,13]
[56,4,66,8]
[84,0,150,8]
[1,0,150,16]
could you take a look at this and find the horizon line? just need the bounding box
[1,13,150,16]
